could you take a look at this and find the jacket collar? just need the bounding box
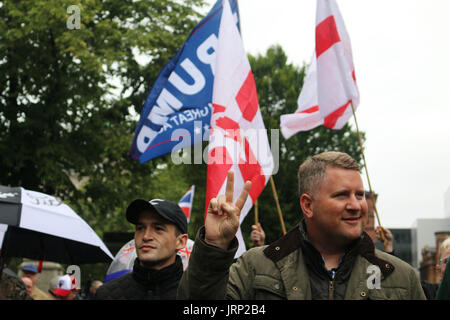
[132,255,183,287]
[263,220,395,278]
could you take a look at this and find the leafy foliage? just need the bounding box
[0,0,205,235]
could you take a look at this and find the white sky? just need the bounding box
[204,0,450,228]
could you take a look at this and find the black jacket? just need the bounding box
[421,280,439,300]
[298,220,363,300]
[95,255,183,300]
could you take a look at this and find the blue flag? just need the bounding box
[130,0,240,163]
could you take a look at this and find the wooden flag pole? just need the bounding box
[254,199,259,225]
[350,101,385,243]
[270,176,287,235]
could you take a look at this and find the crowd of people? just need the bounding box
[1,151,449,300]
[0,261,103,300]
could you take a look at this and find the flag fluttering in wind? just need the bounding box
[178,185,195,224]
[206,0,274,258]
[280,0,359,139]
[129,0,240,163]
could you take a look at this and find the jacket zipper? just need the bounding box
[328,280,334,300]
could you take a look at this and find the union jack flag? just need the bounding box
[178,185,195,224]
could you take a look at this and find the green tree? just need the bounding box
[0,0,205,234]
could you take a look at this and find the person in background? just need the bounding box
[0,272,30,300]
[364,191,443,300]
[363,192,394,255]
[435,238,450,300]
[21,264,51,300]
[52,274,80,300]
[0,251,31,300]
[47,275,60,300]
[250,222,265,247]
[436,238,450,282]
[85,280,103,300]
[21,277,33,297]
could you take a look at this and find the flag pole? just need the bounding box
[270,176,287,235]
[254,199,259,225]
[350,101,385,243]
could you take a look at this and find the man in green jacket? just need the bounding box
[177,151,425,300]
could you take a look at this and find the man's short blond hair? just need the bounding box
[298,151,360,197]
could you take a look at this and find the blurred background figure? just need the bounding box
[434,238,450,299]
[364,191,394,254]
[0,272,30,300]
[436,238,450,282]
[85,280,103,300]
[47,275,60,300]
[52,274,80,300]
[363,191,450,300]
[375,226,394,254]
[0,250,31,300]
[250,223,266,247]
[20,277,33,297]
[20,264,51,300]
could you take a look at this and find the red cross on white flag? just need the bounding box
[205,0,274,258]
[280,0,359,139]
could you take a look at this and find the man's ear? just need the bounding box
[300,193,314,219]
[176,233,188,251]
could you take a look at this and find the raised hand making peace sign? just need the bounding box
[204,170,252,250]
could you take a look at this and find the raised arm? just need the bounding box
[204,170,251,250]
[177,170,251,300]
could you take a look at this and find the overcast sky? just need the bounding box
[203,0,450,228]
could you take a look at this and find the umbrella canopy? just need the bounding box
[0,185,113,264]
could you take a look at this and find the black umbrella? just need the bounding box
[0,185,113,264]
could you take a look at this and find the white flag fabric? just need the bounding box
[205,0,274,258]
[280,0,359,139]
[280,57,322,140]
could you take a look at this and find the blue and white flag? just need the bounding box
[130,0,240,163]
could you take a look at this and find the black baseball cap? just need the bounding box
[126,198,188,234]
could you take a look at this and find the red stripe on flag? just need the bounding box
[215,117,239,130]
[204,147,233,221]
[215,116,242,143]
[145,133,190,152]
[235,71,259,122]
[181,207,190,219]
[238,138,266,203]
[297,105,319,114]
[323,100,351,128]
[316,15,341,58]
[213,103,226,114]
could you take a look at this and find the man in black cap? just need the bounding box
[95,198,188,300]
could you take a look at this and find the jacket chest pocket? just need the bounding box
[366,287,408,300]
[253,275,286,300]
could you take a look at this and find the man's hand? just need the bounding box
[375,226,394,253]
[204,170,252,250]
[250,223,265,247]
